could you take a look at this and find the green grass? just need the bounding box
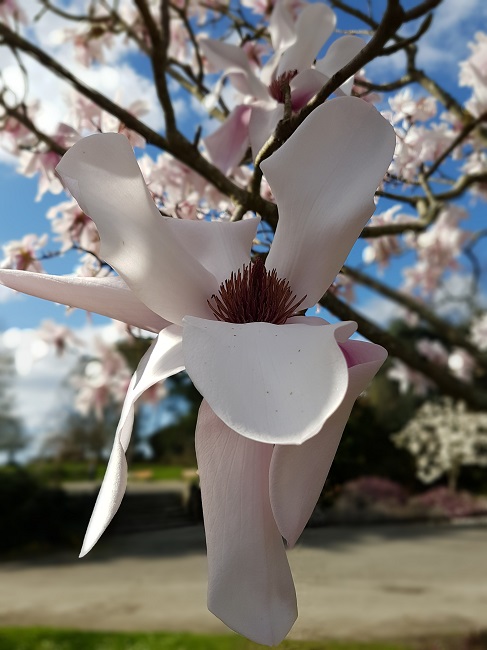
[0,629,413,650]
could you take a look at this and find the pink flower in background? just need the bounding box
[0,96,395,645]
[38,319,82,356]
[1,233,48,273]
[200,2,365,173]
[47,200,100,255]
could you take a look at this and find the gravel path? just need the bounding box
[2,522,487,641]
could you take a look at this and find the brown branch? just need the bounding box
[0,99,66,156]
[343,265,487,367]
[321,292,487,409]
[0,21,277,220]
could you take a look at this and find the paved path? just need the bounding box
[2,522,487,641]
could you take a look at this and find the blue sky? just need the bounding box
[0,0,486,444]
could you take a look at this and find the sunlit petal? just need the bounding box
[263,97,396,308]
[56,133,217,325]
[0,269,167,332]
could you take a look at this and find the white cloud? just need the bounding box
[0,284,18,303]
[358,295,406,325]
[0,322,130,453]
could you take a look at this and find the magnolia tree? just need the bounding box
[393,398,487,491]
[0,0,486,644]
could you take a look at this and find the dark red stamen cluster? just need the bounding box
[268,70,298,103]
[208,257,306,325]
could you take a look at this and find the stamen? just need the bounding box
[208,257,306,325]
[268,70,298,103]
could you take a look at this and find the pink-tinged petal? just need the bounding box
[80,325,184,557]
[164,217,259,286]
[315,36,366,96]
[183,317,354,444]
[0,269,167,333]
[196,400,297,646]
[249,103,284,159]
[276,4,336,77]
[200,39,269,100]
[204,105,252,174]
[56,133,217,325]
[263,97,396,308]
[290,69,329,110]
[270,339,387,548]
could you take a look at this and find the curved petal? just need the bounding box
[276,4,336,77]
[315,36,366,96]
[56,133,217,325]
[183,317,354,444]
[249,103,284,159]
[200,39,269,101]
[79,325,184,557]
[164,217,259,286]
[203,105,252,174]
[290,68,329,110]
[263,97,396,308]
[269,0,296,52]
[270,339,387,548]
[196,400,297,646]
[0,269,167,333]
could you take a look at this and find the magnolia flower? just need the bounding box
[201,2,365,173]
[0,96,395,645]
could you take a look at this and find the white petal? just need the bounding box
[315,36,366,96]
[276,4,336,77]
[269,0,296,52]
[200,39,269,100]
[270,339,387,547]
[79,325,184,557]
[0,269,167,332]
[249,103,284,159]
[196,401,297,646]
[183,317,353,444]
[263,97,396,308]
[203,105,252,174]
[162,217,259,286]
[56,133,217,325]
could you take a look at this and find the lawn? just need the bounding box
[0,629,414,650]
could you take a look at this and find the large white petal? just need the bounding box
[196,401,297,646]
[263,97,396,308]
[289,69,329,110]
[315,36,366,96]
[0,270,167,332]
[183,317,353,444]
[270,339,387,548]
[203,105,252,175]
[269,0,295,52]
[199,39,269,101]
[56,133,217,325]
[276,4,336,77]
[79,325,184,557]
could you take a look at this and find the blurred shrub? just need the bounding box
[409,487,487,519]
[0,468,88,555]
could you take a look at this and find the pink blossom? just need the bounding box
[362,205,409,267]
[459,32,487,117]
[47,199,100,254]
[200,4,366,173]
[387,358,433,396]
[1,234,48,273]
[389,88,437,125]
[38,319,82,356]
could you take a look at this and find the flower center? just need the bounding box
[208,257,306,325]
[268,70,298,103]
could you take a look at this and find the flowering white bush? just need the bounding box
[392,398,487,490]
